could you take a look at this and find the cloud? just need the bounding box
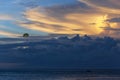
[81,0,120,9]
[15,0,120,38]
[0,30,20,37]
[78,0,120,37]
[107,17,120,23]
[15,0,41,8]
[19,3,108,35]
[15,0,81,10]
[1,35,120,69]
[0,14,14,21]
[80,0,120,13]
[0,63,23,69]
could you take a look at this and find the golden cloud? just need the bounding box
[19,7,108,35]
[18,0,120,37]
[79,0,120,37]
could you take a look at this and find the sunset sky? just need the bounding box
[0,0,120,38]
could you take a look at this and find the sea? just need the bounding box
[0,70,120,80]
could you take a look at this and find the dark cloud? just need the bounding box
[107,17,120,23]
[17,0,40,8]
[80,0,120,9]
[101,27,120,31]
[49,34,75,37]
[72,29,83,31]
[17,0,80,8]
[43,2,96,18]
[1,35,120,69]
[89,23,96,25]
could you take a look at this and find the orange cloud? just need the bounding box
[79,0,120,37]
[19,7,108,35]
[18,0,120,37]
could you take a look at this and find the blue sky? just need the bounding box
[0,0,120,38]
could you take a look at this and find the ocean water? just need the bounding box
[0,71,120,80]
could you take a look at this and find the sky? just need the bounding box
[0,0,120,38]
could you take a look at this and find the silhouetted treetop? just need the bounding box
[23,33,29,37]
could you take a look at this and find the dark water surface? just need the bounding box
[0,71,120,80]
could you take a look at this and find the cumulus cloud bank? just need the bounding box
[1,35,120,69]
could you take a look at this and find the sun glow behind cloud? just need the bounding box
[19,7,109,36]
[0,0,120,38]
[16,0,120,38]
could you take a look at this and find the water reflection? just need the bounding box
[0,72,120,80]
